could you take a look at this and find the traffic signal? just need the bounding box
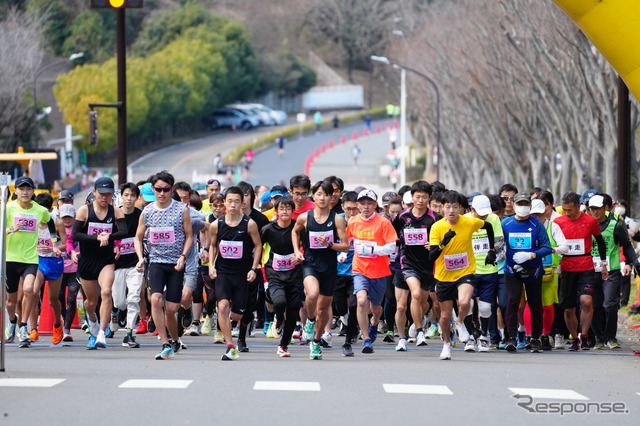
[89,111,98,146]
[90,0,143,8]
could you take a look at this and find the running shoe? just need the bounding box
[368,324,378,344]
[81,321,90,334]
[302,320,315,342]
[554,333,565,350]
[110,311,119,333]
[266,321,278,339]
[52,324,63,345]
[86,334,97,350]
[105,324,114,338]
[180,339,187,350]
[607,338,620,349]
[455,321,470,343]
[416,331,428,347]
[185,322,200,336]
[383,331,395,343]
[568,338,580,351]
[5,321,17,343]
[342,343,354,357]
[18,325,30,343]
[309,341,322,360]
[213,331,224,344]
[136,318,148,335]
[464,337,477,352]
[505,338,517,352]
[237,339,248,353]
[201,316,214,335]
[221,346,239,361]
[147,317,156,334]
[155,344,175,360]
[426,323,439,339]
[231,326,240,338]
[292,324,302,340]
[530,338,542,353]
[362,339,374,354]
[96,330,107,348]
[182,307,194,329]
[29,329,39,342]
[170,339,181,354]
[117,309,127,329]
[524,336,532,350]
[89,319,100,337]
[395,338,408,352]
[62,333,73,342]
[122,334,140,348]
[440,342,452,360]
[261,321,269,334]
[277,346,291,357]
[579,334,590,350]
[540,334,552,351]
[478,335,490,352]
[408,323,417,339]
[516,331,526,349]
[320,332,332,348]
[378,320,388,334]
[594,339,605,350]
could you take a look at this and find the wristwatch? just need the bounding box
[327,241,334,249]
[252,267,260,273]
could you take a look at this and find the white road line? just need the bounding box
[383,384,453,395]
[254,381,320,392]
[509,388,589,400]
[119,379,192,389]
[0,378,65,388]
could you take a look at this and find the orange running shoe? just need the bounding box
[52,324,63,345]
[29,329,39,341]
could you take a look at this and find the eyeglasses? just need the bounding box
[207,179,220,186]
[344,207,359,212]
[153,186,172,193]
[210,203,224,208]
[333,188,342,195]
[502,196,514,202]
[292,192,308,197]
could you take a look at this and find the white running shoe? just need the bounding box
[395,338,408,352]
[213,330,224,344]
[554,333,565,350]
[440,342,452,360]
[416,331,428,347]
[455,321,470,343]
[464,337,477,352]
[232,326,239,337]
[408,323,417,339]
[89,319,100,337]
[426,323,439,339]
[96,330,107,348]
[185,323,200,336]
[321,331,332,348]
[478,335,490,352]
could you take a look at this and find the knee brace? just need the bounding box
[478,300,492,318]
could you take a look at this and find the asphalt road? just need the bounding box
[1,323,638,426]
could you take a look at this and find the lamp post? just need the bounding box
[370,55,442,182]
[33,52,84,151]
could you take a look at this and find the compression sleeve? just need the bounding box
[480,221,495,249]
[594,234,607,261]
[372,241,397,256]
[108,218,128,242]
[72,220,97,242]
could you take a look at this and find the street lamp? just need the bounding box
[33,52,84,150]
[370,55,442,182]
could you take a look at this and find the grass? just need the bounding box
[620,279,640,326]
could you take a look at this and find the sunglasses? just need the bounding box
[333,188,342,195]
[153,186,172,193]
[210,203,224,208]
[502,196,514,201]
[207,179,220,186]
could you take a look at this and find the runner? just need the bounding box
[554,191,608,351]
[4,177,51,347]
[208,186,262,361]
[428,190,496,360]
[72,177,128,349]
[134,171,193,360]
[290,174,315,220]
[292,180,349,360]
[499,184,518,218]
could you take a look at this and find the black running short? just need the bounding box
[78,255,115,281]
[5,262,38,293]
[148,263,184,304]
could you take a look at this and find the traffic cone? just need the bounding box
[375,123,382,133]
[320,143,326,153]
[352,130,359,140]
[340,134,347,144]
[385,122,391,132]
[39,281,54,336]
[364,127,370,136]
[314,147,320,158]
[70,287,80,329]
[393,120,399,129]
[328,138,334,148]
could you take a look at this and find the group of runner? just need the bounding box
[4,172,637,361]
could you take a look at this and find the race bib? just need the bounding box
[472,236,490,256]
[149,227,175,244]
[220,240,243,259]
[405,227,428,246]
[509,233,532,250]
[592,256,610,273]
[273,253,296,271]
[88,222,113,235]
[309,230,334,249]
[119,237,136,255]
[355,239,377,258]
[444,252,469,271]
[14,213,37,232]
[566,239,585,255]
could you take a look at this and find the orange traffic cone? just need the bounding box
[375,123,382,133]
[340,134,347,144]
[39,281,54,336]
[328,138,334,148]
[352,130,359,140]
[364,127,370,136]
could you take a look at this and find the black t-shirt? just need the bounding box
[393,208,440,276]
[249,208,269,233]
[261,220,302,284]
[115,209,142,269]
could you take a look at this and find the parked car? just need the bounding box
[209,108,259,130]
[246,103,288,125]
[226,104,274,126]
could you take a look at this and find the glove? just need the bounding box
[356,244,374,256]
[440,229,456,247]
[513,252,531,264]
[485,250,497,265]
[337,252,347,263]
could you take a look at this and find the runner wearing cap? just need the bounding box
[428,190,496,360]
[57,190,74,209]
[580,188,600,212]
[58,203,80,342]
[380,191,396,219]
[347,189,398,354]
[502,193,552,352]
[262,185,289,221]
[464,194,502,352]
[292,180,349,359]
[554,191,608,351]
[72,176,128,349]
[201,179,222,214]
[4,176,50,347]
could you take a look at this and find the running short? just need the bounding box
[333,275,354,316]
[435,274,476,302]
[148,263,184,304]
[473,273,497,304]
[183,271,197,291]
[558,269,595,309]
[5,262,38,293]
[214,273,250,315]
[77,254,115,281]
[353,273,387,306]
[268,279,303,311]
[302,266,336,297]
[38,256,64,281]
[399,269,432,291]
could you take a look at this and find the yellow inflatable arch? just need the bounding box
[552,0,640,100]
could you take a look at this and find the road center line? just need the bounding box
[254,381,320,392]
[119,379,193,389]
[383,384,453,395]
[0,378,65,388]
[509,388,589,400]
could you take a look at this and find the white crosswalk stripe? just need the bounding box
[383,384,453,395]
[253,381,320,391]
[509,388,589,400]
[0,378,65,388]
[119,379,192,389]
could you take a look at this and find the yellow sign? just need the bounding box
[109,0,125,7]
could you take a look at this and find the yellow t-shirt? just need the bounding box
[429,215,484,282]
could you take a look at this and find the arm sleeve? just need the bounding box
[594,234,607,261]
[372,241,397,256]
[108,218,129,242]
[71,220,97,243]
[480,221,495,249]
